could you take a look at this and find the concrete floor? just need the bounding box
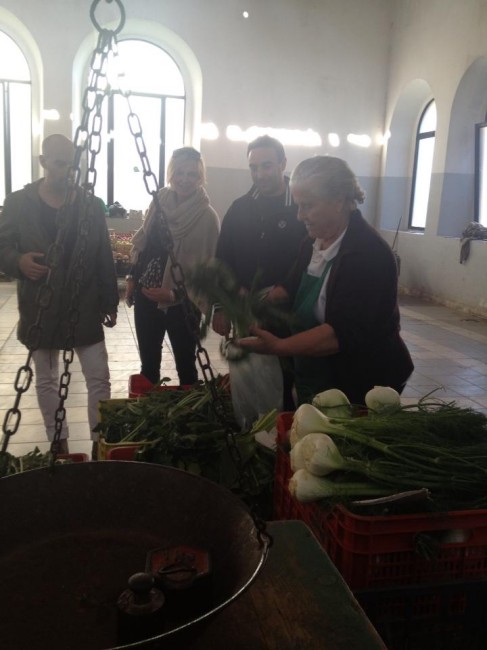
[1,278,487,458]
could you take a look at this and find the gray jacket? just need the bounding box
[0,180,119,348]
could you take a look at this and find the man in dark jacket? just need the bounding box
[0,134,119,456]
[212,135,306,410]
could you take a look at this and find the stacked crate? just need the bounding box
[273,412,487,649]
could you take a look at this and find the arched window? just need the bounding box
[94,39,185,211]
[475,113,487,226]
[0,30,32,201]
[408,100,436,230]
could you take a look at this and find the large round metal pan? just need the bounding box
[0,461,269,649]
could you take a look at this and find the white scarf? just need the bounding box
[131,186,219,305]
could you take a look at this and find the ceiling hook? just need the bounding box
[90,0,126,35]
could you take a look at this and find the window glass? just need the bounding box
[0,32,30,81]
[409,100,436,230]
[0,89,5,202]
[9,82,32,191]
[473,117,487,227]
[115,40,184,96]
[113,94,163,211]
[478,126,487,226]
[92,39,185,210]
[419,101,437,133]
[164,97,185,176]
[0,31,32,200]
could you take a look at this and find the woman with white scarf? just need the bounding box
[126,147,220,385]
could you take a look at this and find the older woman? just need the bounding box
[238,156,413,405]
[126,147,220,385]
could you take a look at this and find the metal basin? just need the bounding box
[0,461,269,649]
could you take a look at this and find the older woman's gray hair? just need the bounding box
[290,156,365,207]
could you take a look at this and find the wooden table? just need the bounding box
[173,520,386,649]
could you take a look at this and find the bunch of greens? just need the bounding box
[289,387,487,511]
[188,259,292,359]
[95,380,233,445]
[0,447,73,478]
[95,379,277,512]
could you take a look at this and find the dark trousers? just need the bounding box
[134,291,200,385]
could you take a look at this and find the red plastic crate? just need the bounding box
[128,374,192,397]
[326,505,487,589]
[106,445,140,461]
[272,411,487,590]
[58,453,90,463]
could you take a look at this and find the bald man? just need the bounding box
[0,134,119,457]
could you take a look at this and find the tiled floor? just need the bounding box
[0,279,229,458]
[1,279,487,458]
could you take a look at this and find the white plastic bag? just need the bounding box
[229,353,283,430]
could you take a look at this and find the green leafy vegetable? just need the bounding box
[0,447,74,478]
[188,259,292,357]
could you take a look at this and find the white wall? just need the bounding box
[0,0,393,219]
[381,0,487,316]
[5,0,486,316]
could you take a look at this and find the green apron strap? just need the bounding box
[292,257,336,404]
[293,257,335,331]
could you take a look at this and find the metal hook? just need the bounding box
[90,0,126,35]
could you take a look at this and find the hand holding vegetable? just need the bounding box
[265,285,290,303]
[212,310,231,337]
[237,325,282,355]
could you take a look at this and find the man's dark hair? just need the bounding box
[247,135,286,163]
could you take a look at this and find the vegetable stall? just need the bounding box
[274,386,487,649]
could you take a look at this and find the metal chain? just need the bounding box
[108,32,267,526]
[1,26,115,460]
[2,0,271,542]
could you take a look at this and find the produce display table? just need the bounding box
[172,520,385,650]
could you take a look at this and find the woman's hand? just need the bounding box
[141,286,174,305]
[236,326,282,355]
[265,284,289,303]
[212,310,231,336]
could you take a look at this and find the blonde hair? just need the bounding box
[167,147,206,187]
[290,156,365,206]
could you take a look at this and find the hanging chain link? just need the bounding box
[108,30,269,539]
[1,26,115,461]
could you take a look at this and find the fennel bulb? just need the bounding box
[299,433,347,476]
[365,386,401,414]
[312,388,351,419]
[290,439,306,472]
[289,403,333,447]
